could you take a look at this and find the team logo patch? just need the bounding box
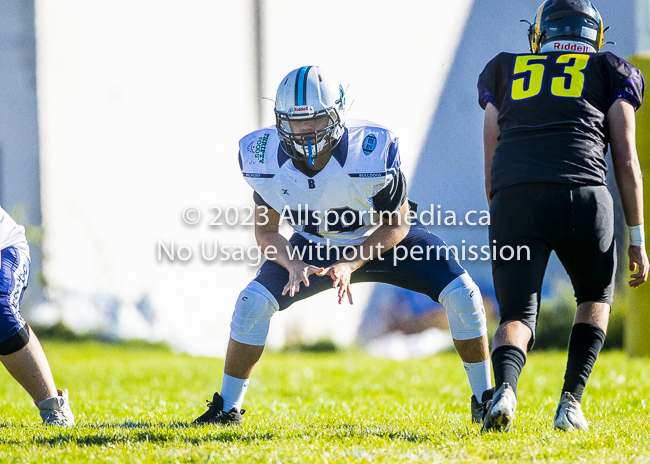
[362,134,377,156]
[247,133,270,163]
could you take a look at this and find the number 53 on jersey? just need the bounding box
[511,54,590,100]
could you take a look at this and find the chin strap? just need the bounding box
[307,140,315,165]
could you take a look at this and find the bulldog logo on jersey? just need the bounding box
[362,134,377,156]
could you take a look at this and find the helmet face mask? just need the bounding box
[276,110,340,162]
[274,66,346,165]
[528,0,604,53]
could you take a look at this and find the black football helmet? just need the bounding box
[528,0,604,53]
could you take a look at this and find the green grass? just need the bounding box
[1,341,649,463]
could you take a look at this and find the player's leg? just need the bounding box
[483,256,549,433]
[194,280,278,425]
[483,184,561,432]
[357,221,491,421]
[561,302,609,410]
[437,272,492,424]
[195,235,339,425]
[554,185,615,431]
[437,272,491,392]
[1,326,57,403]
[0,247,74,426]
[550,301,608,431]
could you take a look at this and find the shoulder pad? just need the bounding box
[344,123,399,181]
[238,127,281,177]
[346,118,392,132]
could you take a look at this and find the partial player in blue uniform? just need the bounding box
[0,207,74,426]
[194,66,492,425]
[478,0,648,432]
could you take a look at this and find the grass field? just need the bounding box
[0,341,649,463]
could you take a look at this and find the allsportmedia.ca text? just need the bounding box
[157,239,530,266]
[273,204,491,228]
[181,204,491,228]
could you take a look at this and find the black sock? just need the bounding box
[492,345,527,396]
[562,323,606,403]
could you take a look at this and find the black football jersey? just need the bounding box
[478,51,644,197]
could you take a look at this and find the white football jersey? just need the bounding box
[238,119,402,247]
[0,207,29,257]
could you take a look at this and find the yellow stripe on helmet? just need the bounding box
[597,10,604,50]
[532,1,546,53]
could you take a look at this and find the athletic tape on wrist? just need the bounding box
[628,224,645,247]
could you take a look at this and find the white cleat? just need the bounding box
[554,392,588,431]
[38,389,75,426]
[481,383,517,433]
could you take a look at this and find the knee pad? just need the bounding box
[0,325,30,355]
[439,273,487,341]
[230,281,279,346]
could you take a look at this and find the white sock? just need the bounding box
[220,373,250,412]
[463,359,492,400]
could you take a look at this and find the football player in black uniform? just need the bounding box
[477,0,648,432]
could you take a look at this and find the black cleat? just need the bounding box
[471,395,482,424]
[193,392,245,425]
[471,387,495,424]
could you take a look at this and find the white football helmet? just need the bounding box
[274,66,346,165]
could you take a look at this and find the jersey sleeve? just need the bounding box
[372,170,407,216]
[385,137,401,180]
[372,137,406,216]
[253,191,272,209]
[607,54,645,110]
[478,54,504,111]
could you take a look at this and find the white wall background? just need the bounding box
[35,0,474,355]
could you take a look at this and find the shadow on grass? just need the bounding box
[0,421,275,446]
[0,421,459,446]
[85,421,191,429]
[330,423,435,443]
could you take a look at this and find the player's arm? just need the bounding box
[483,102,500,206]
[318,197,412,305]
[607,99,648,287]
[254,204,323,297]
[350,197,412,266]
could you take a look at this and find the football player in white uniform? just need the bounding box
[0,207,74,426]
[194,66,492,425]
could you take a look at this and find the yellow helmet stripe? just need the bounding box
[597,10,604,50]
[533,1,546,53]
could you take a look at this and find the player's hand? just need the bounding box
[318,263,354,305]
[282,262,324,298]
[628,245,649,288]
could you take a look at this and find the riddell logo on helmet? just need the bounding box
[292,106,311,113]
[553,42,590,52]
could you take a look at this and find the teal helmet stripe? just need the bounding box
[295,66,312,106]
